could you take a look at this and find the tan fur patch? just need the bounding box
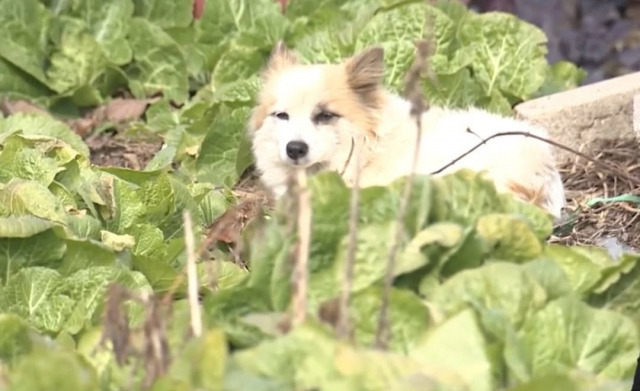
[505,180,547,209]
[320,65,381,138]
[247,94,274,134]
[262,41,299,79]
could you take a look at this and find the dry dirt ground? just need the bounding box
[553,139,640,251]
[87,133,164,170]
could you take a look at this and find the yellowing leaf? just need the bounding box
[100,230,135,251]
[476,213,542,262]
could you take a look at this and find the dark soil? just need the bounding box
[87,133,164,170]
[552,139,640,251]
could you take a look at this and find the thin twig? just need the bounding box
[160,213,227,305]
[337,148,362,339]
[183,211,203,338]
[375,38,433,349]
[292,168,311,327]
[429,129,640,187]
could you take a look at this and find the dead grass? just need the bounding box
[552,138,640,251]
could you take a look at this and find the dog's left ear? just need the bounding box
[344,46,385,97]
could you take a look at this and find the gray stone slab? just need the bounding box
[515,71,640,163]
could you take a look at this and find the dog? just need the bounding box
[247,42,566,219]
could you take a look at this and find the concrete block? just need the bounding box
[514,71,640,163]
[634,93,639,138]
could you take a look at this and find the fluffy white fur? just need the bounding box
[248,44,566,219]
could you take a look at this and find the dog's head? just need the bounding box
[248,43,386,174]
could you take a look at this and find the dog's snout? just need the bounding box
[286,141,309,160]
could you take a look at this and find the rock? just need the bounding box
[634,93,640,137]
[514,71,640,162]
[595,236,637,260]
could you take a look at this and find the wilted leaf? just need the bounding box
[0,135,62,187]
[100,230,136,252]
[0,112,90,157]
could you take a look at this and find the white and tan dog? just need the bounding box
[247,43,566,219]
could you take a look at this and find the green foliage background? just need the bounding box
[1,0,638,391]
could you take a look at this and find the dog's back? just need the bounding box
[416,106,566,218]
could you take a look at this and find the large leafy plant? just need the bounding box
[1,0,636,391]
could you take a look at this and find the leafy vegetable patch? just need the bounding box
[1,1,635,391]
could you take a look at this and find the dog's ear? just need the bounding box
[263,40,299,77]
[344,46,385,99]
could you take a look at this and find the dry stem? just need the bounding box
[292,168,312,327]
[375,39,432,349]
[337,149,362,339]
[161,211,226,305]
[183,210,203,338]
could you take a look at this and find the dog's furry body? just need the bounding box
[247,44,566,219]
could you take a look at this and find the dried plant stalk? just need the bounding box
[183,210,203,337]
[375,4,435,349]
[337,149,362,339]
[291,168,312,327]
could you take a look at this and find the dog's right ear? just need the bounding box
[344,46,385,108]
[263,41,299,77]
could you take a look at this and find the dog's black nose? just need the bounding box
[286,141,309,160]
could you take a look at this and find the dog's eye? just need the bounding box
[272,111,289,120]
[314,110,339,124]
